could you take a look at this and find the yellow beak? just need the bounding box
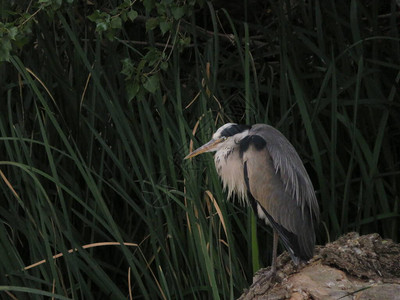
[184,138,224,159]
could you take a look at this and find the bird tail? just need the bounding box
[259,205,314,264]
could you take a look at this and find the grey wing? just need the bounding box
[242,124,319,262]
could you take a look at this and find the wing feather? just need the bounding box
[250,124,319,222]
[242,124,319,261]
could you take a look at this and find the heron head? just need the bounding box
[184,123,250,159]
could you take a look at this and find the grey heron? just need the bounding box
[185,123,319,277]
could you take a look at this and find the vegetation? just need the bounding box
[0,0,399,299]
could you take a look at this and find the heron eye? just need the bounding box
[222,136,227,141]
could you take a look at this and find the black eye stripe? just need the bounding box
[220,124,251,137]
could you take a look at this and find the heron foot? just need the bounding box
[254,267,276,281]
[250,267,277,293]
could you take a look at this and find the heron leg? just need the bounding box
[271,228,279,275]
[250,229,279,289]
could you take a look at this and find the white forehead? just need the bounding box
[212,123,237,139]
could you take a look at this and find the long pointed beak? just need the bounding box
[184,138,223,159]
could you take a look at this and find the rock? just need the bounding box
[239,232,400,300]
[320,232,400,279]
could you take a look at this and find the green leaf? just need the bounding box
[0,38,11,62]
[121,58,135,78]
[179,36,191,47]
[156,3,166,15]
[143,75,159,94]
[105,30,116,41]
[146,18,159,32]
[160,61,168,71]
[120,0,131,9]
[126,81,140,101]
[87,10,101,22]
[143,0,155,13]
[144,48,161,66]
[110,17,122,29]
[171,6,185,20]
[8,27,18,40]
[127,10,138,22]
[159,20,171,35]
[96,22,108,33]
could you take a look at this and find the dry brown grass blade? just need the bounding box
[24,242,138,271]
